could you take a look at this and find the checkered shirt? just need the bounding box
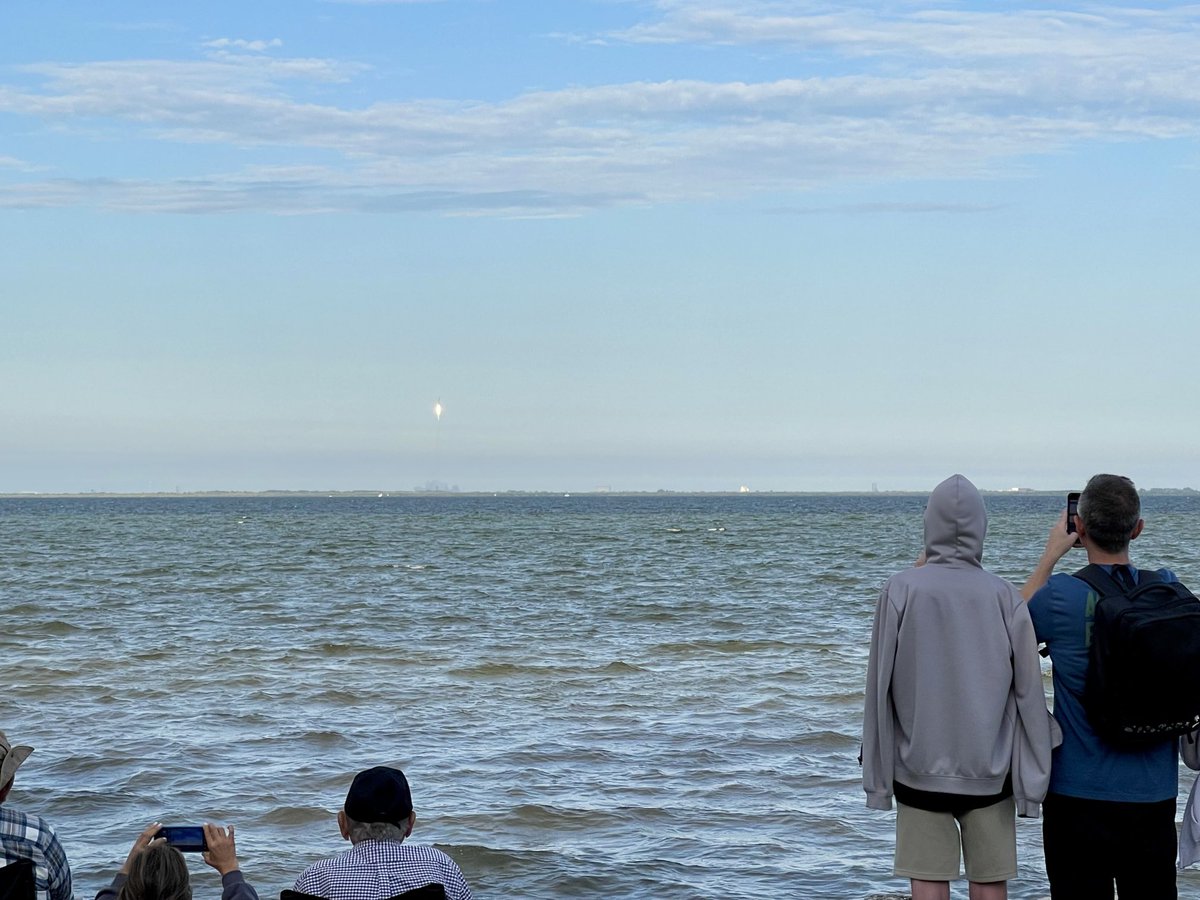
[293,840,472,900]
[0,805,72,900]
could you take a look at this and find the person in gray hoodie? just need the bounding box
[862,474,1055,900]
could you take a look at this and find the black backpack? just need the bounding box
[1077,564,1200,747]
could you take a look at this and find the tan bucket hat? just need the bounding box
[0,731,33,789]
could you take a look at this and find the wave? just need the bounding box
[448,660,648,679]
[258,805,333,825]
[650,638,795,655]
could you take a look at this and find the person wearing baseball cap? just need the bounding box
[291,767,472,900]
[0,731,72,900]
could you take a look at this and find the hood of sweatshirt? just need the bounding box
[923,473,986,567]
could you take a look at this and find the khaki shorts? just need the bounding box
[894,795,1016,883]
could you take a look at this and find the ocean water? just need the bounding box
[2,493,1199,900]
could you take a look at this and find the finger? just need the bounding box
[134,823,162,853]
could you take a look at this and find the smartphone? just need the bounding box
[1066,492,1080,535]
[156,826,207,852]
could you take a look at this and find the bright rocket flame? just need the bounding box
[434,400,443,422]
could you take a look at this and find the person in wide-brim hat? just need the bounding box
[0,730,33,791]
[0,728,74,900]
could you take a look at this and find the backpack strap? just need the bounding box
[1074,564,1125,597]
[1074,564,1164,596]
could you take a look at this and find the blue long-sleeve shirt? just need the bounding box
[1028,565,1179,801]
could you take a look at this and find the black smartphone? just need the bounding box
[156,826,207,852]
[1066,492,1080,534]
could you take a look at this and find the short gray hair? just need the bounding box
[1079,474,1141,553]
[345,817,408,844]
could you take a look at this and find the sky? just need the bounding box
[3,1,1199,493]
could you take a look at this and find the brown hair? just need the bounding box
[118,843,192,900]
[1079,473,1141,553]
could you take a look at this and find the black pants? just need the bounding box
[1042,792,1177,899]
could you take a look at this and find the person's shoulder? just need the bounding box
[391,842,457,863]
[1044,571,1084,592]
[0,803,27,825]
[0,804,54,834]
[955,566,1020,605]
[879,569,919,608]
[1028,571,1083,607]
[986,573,1027,610]
[293,859,323,882]
[395,842,466,873]
[882,568,917,590]
[294,851,346,883]
[883,561,953,591]
[978,567,1020,592]
[1150,566,1178,584]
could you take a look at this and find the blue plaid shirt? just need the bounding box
[0,805,72,900]
[293,840,472,900]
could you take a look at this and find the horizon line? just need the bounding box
[4,487,1198,499]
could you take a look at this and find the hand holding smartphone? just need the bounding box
[1066,492,1081,547]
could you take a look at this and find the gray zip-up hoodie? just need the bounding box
[862,474,1055,817]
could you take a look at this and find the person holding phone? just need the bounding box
[96,822,260,900]
[1022,474,1198,897]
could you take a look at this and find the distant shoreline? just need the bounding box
[3,489,1196,500]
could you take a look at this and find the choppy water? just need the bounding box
[3,493,1200,899]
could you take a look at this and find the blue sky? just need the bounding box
[3,1,1198,493]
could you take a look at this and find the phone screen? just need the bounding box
[156,826,207,852]
[1066,492,1080,535]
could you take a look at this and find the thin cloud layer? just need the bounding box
[616,1,1200,61]
[1,2,1198,216]
[203,37,285,52]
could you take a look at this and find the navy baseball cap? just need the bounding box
[344,766,413,825]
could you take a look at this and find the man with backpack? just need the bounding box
[1023,473,1200,897]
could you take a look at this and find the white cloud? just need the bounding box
[203,38,284,53]
[613,1,1200,64]
[0,173,635,217]
[1,3,1198,216]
